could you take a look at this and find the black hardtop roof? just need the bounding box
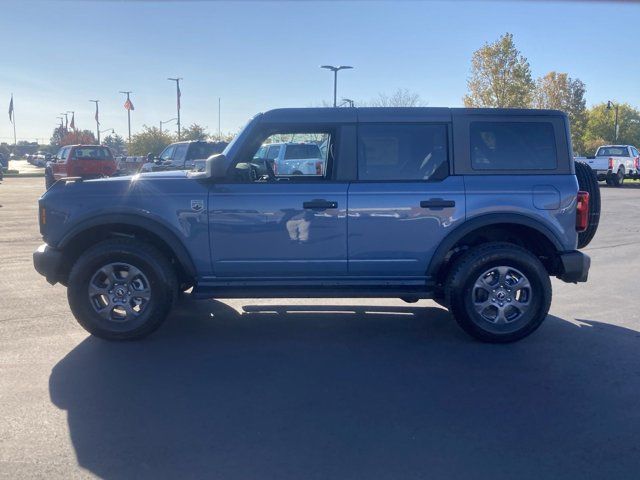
[259,107,566,124]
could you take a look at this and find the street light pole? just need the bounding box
[160,118,178,135]
[607,100,619,142]
[60,113,68,131]
[320,65,353,107]
[120,91,133,144]
[168,77,182,139]
[90,100,100,144]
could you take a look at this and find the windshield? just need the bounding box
[596,147,629,157]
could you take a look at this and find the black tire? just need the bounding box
[611,168,624,187]
[45,169,54,189]
[67,238,177,340]
[575,161,601,249]
[445,242,552,343]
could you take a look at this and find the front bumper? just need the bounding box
[33,244,64,285]
[557,250,590,283]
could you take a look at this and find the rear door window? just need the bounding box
[470,122,557,170]
[357,124,448,181]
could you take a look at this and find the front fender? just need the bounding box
[58,211,198,278]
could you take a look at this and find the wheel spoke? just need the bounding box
[494,307,508,324]
[88,283,109,297]
[127,265,142,282]
[473,298,493,314]
[496,266,509,286]
[100,264,118,284]
[97,305,115,321]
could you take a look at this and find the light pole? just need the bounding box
[167,77,182,139]
[607,100,619,143]
[160,118,177,135]
[120,91,133,144]
[320,65,353,107]
[56,116,64,129]
[340,98,355,108]
[89,100,100,144]
[60,112,68,131]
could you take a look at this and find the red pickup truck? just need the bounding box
[45,145,117,189]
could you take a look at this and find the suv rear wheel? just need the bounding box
[67,239,177,340]
[445,242,551,343]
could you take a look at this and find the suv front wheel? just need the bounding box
[67,239,177,340]
[445,242,551,343]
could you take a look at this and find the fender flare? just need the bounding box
[426,213,565,277]
[58,213,197,278]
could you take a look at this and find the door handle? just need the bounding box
[420,199,456,210]
[303,199,338,210]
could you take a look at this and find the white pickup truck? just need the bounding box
[577,145,640,186]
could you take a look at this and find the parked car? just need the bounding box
[45,145,117,189]
[34,107,598,343]
[0,152,7,170]
[253,142,326,176]
[116,156,146,175]
[576,144,640,186]
[31,151,52,167]
[140,140,227,172]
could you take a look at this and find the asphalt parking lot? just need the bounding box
[1,176,640,479]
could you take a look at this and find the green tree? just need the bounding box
[180,123,209,141]
[129,126,175,156]
[535,72,588,154]
[103,134,126,155]
[464,33,535,108]
[583,103,640,155]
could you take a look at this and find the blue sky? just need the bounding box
[1,0,639,143]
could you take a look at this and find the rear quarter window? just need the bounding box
[470,122,557,170]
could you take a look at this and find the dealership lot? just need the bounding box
[1,177,640,479]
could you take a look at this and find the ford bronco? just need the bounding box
[33,107,598,342]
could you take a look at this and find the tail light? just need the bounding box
[608,157,614,170]
[576,191,589,232]
[272,160,278,176]
[315,161,323,175]
[635,156,639,170]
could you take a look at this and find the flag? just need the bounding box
[124,98,134,111]
[70,113,75,130]
[8,95,13,122]
[177,84,181,110]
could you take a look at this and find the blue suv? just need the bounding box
[33,108,597,342]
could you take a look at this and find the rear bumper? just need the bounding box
[557,250,590,283]
[33,244,64,285]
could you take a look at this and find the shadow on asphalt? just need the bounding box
[49,298,640,479]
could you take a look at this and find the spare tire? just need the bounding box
[575,161,601,249]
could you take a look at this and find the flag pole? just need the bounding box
[11,94,16,147]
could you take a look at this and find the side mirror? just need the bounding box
[206,153,228,179]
